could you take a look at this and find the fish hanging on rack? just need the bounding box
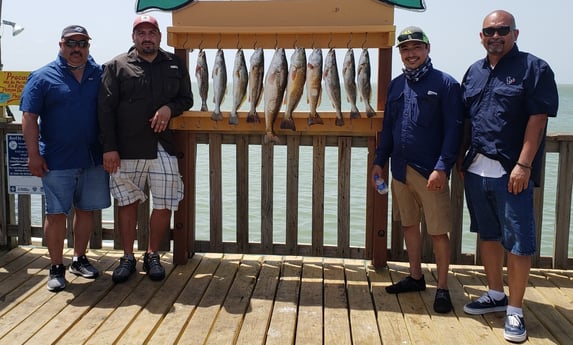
[323,48,344,127]
[281,47,306,131]
[306,48,323,126]
[211,48,227,121]
[342,48,361,119]
[230,48,248,125]
[357,48,376,118]
[263,48,288,144]
[247,48,264,124]
[195,49,209,112]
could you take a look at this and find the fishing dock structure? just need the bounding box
[0,1,572,343]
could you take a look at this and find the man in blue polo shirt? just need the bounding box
[371,26,463,313]
[460,10,558,343]
[21,25,111,292]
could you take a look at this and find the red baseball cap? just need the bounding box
[133,15,159,31]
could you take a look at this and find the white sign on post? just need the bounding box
[6,133,43,194]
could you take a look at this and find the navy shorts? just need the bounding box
[464,172,536,256]
[42,166,111,214]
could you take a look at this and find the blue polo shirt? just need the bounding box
[374,65,463,182]
[461,45,559,186]
[20,55,103,170]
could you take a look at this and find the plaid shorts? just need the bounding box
[111,144,183,211]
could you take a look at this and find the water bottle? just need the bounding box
[374,174,388,195]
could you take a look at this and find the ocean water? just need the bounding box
[16,53,573,257]
[190,81,573,257]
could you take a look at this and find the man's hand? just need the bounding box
[150,105,172,133]
[103,151,121,174]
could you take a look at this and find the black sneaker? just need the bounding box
[112,255,136,284]
[143,252,165,281]
[47,264,66,292]
[463,292,508,315]
[386,275,426,294]
[69,255,99,278]
[434,288,453,313]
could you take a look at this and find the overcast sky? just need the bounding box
[2,0,570,84]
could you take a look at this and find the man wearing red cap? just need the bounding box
[98,15,193,283]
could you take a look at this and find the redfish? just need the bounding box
[263,48,288,144]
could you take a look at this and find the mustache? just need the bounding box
[487,38,505,44]
[142,40,154,45]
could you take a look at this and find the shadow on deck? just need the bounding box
[1,246,572,344]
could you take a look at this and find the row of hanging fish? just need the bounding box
[194,47,376,144]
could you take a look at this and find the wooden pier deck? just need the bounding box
[1,246,572,344]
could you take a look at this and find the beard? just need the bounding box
[138,42,158,56]
[485,39,505,55]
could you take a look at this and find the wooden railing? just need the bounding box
[1,122,572,269]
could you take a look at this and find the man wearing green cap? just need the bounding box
[371,26,463,313]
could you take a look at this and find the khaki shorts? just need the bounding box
[391,165,451,235]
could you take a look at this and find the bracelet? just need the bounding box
[516,161,531,169]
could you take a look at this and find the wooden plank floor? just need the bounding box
[1,246,572,344]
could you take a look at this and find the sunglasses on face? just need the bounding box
[64,39,89,48]
[482,26,512,37]
[397,31,425,43]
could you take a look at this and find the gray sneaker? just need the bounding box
[69,255,99,278]
[47,264,66,292]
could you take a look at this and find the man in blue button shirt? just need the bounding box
[460,10,558,343]
[21,25,111,292]
[371,26,463,313]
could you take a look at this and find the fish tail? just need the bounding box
[247,111,260,123]
[280,117,296,131]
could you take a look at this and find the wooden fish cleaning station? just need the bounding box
[168,0,394,266]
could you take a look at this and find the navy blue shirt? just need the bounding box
[461,45,559,186]
[374,65,464,182]
[20,55,103,170]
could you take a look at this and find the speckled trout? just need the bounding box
[230,48,248,125]
[323,48,344,126]
[306,48,323,125]
[357,48,376,118]
[281,48,306,131]
[342,48,360,119]
[211,49,227,121]
[247,48,264,123]
[195,49,209,112]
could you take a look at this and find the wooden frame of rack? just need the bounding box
[166,0,394,265]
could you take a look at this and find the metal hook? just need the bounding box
[293,34,298,49]
[217,33,222,49]
[347,32,353,49]
[361,32,368,49]
[328,32,333,49]
[236,33,241,49]
[253,33,257,49]
[198,33,204,50]
[182,33,190,50]
[274,33,279,49]
[311,33,316,49]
